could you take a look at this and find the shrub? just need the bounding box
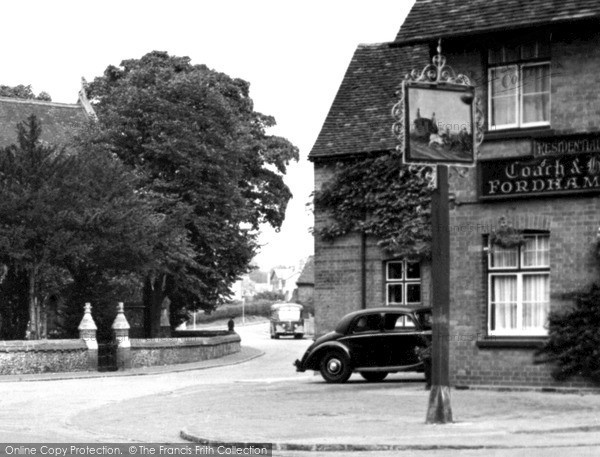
[193,299,274,323]
[537,284,600,384]
[253,290,285,301]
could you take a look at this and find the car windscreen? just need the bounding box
[274,307,301,321]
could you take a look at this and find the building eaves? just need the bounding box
[395,0,600,45]
[308,42,430,161]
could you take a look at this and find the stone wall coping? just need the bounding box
[130,333,240,349]
[0,339,87,352]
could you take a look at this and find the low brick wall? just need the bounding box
[129,332,241,368]
[0,340,92,375]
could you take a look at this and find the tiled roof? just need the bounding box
[296,256,314,286]
[395,0,600,44]
[309,42,429,160]
[0,97,91,148]
[270,267,296,281]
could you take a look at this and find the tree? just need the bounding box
[0,84,51,101]
[0,115,193,339]
[313,152,432,258]
[537,284,600,384]
[86,51,298,336]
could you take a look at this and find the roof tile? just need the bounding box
[395,0,600,43]
[0,97,90,148]
[309,43,429,160]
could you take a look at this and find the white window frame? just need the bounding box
[488,244,519,271]
[520,234,550,270]
[519,62,551,128]
[488,61,550,131]
[487,235,550,336]
[385,260,421,306]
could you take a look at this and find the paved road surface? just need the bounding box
[2,323,600,457]
[0,322,315,443]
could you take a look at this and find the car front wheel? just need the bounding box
[319,351,352,383]
[360,371,388,382]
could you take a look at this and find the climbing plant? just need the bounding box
[313,151,432,258]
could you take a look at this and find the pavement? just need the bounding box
[179,374,600,453]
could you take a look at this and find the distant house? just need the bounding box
[269,267,300,301]
[231,269,270,301]
[295,256,314,305]
[0,91,94,148]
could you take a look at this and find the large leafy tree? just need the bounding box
[87,51,298,335]
[0,116,191,339]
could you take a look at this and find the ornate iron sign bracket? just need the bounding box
[392,40,485,187]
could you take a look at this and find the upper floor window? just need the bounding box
[386,260,421,306]
[488,40,550,130]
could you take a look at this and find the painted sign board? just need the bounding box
[479,152,600,200]
[533,133,600,157]
[403,82,476,166]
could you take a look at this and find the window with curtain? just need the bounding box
[386,260,421,306]
[488,234,550,336]
[488,39,550,130]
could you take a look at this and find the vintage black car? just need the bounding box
[294,307,431,383]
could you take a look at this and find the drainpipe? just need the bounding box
[360,232,367,309]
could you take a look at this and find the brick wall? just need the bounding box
[314,163,432,336]
[129,333,241,368]
[445,27,600,388]
[0,339,92,375]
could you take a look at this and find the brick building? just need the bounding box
[309,0,600,388]
[294,255,315,306]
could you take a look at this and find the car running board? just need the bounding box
[355,362,422,372]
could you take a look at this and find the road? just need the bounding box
[1,323,599,457]
[0,322,313,442]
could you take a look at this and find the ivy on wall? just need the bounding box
[313,152,432,259]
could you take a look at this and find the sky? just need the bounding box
[0,0,415,272]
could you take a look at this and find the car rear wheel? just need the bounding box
[294,334,304,339]
[319,351,352,383]
[360,371,388,382]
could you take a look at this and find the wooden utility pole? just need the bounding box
[426,165,453,423]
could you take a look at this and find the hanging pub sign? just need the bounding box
[403,82,476,165]
[391,44,484,170]
[479,152,600,200]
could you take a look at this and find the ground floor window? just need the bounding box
[488,234,550,336]
[386,260,421,306]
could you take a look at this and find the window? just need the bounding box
[383,313,415,330]
[386,260,421,306]
[352,314,382,334]
[488,40,550,130]
[488,234,550,336]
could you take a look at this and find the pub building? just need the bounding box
[309,0,600,388]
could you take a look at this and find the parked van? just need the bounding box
[270,303,304,339]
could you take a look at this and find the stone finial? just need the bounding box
[78,302,97,331]
[78,302,98,354]
[111,302,130,331]
[112,302,131,352]
[112,302,131,368]
[78,76,98,120]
